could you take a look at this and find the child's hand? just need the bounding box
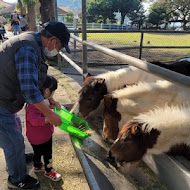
[44,117,48,124]
[49,98,61,109]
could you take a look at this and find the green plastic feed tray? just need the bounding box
[54,106,90,140]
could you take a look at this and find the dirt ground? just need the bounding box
[66,45,190,66]
[0,66,90,190]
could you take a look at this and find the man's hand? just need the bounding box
[45,111,62,126]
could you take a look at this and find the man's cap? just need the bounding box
[44,21,71,54]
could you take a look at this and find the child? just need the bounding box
[26,75,61,181]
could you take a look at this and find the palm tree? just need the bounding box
[39,0,57,24]
[17,0,57,31]
[17,0,38,31]
[16,0,26,15]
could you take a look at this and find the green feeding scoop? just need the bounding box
[54,106,91,140]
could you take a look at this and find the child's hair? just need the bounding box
[40,75,58,95]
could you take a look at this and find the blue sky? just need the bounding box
[143,2,150,10]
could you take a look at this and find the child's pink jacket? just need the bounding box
[26,104,54,145]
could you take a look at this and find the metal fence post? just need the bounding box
[82,0,88,81]
[139,32,144,59]
[57,54,62,70]
[73,33,77,56]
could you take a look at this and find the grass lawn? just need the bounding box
[77,32,190,61]
[80,32,190,46]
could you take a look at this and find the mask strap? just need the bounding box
[46,39,51,50]
[53,39,57,50]
[47,38,57,50]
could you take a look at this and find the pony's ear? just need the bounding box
[146,128,161,148]
[94,78,105,89]
[83,73,92,79]
[96,78,105,84]
[131,124,141,136]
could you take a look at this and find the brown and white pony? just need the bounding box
[71,66,162,117]
[108,105,190,169]
[71,58,190,118]
[103,80,190,142]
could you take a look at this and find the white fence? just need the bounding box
[64,22,138,30]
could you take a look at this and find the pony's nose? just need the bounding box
[107,151,118,169]
[108,150,112,158]
[102,134,108,142]
[104,137,108,142]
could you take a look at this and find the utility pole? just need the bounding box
[54,0,58,21]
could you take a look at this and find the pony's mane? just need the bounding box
[111,80,171,99]
[95,67,131,92]
[134,105,190,134]
[95,66,161,92]
[134,105,190,154]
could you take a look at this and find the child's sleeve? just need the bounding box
[26,105,46,127]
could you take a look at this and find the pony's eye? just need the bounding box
[123,136,128,142]
[123,134,133,142]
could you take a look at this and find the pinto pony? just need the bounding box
[103,80,190,142]
[71,66,162,117]
[71,58,190,118]
[108,105,190,168]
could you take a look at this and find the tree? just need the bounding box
[128,1,145,29]
[39,0,57,24]
[148,0,190,29]
[166,0,190,29]
[112,0,142,25]
[87,0,100,22]
[148,1,168,27]
[64,12,74,23]
[18,0,37,31]
[87,0,115,23]
[16,0,26,15]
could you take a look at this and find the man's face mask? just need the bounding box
[44,39,58,57]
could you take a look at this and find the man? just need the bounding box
[0,14,6,42]
[0,21,71,189]
[0,14,6,27]
[19,14,28,32]
[11,10,20,35]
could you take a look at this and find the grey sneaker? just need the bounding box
[7,175,40,189]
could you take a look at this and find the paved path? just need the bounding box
[0,66,90,190]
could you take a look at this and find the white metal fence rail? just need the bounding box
[60,34,190,89]
[58,34,190,190]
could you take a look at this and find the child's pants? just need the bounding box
[31,137,52,173]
